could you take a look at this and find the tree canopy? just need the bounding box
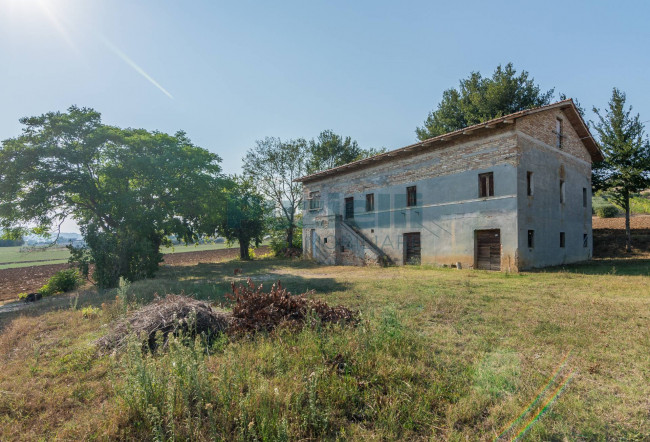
[243,137,307,250]
[0,106,224,287]
[592,88,650,252]
[307,130,384,174]
[206,177,267,260]
[416,63,555,140]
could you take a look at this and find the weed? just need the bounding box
[81,306,100,318]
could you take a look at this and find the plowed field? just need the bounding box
[0,246,270,303]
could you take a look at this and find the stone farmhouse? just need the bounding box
[296,99,603,271]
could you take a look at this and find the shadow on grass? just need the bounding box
[536,258,650,276]
[0,258,349,330]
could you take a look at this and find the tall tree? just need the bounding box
[0,106,223,287]
[592,88,650,252]
[243,137,307,249]
[416,63,555,140]
[307,130,385,174]
[208,177,267,260]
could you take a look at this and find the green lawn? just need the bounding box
[0,242,248,269]
[0,258,648,440]
[0,246,71,269]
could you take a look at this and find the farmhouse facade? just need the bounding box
[296,100,603,271]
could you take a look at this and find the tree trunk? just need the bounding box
[286,212,295,249]
[287,226,294,249]
[239,239,250,260]
[624,193,632,253]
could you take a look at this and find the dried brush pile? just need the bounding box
[97,295,232,352]
[227,278,358,334]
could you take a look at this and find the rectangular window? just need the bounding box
[560,232,565,248]
[527,171,534,196]
[407,186,417,207]
[344,197,354,219]
[560,180,566,204]
[366,193,375,212]
[308,191,321,211]
[479,172,494,197]
[528,230,535,248]
[583,234,588,248]
[556,118,563,148]
[583,188,587,207]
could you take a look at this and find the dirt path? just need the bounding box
[0,246,270,303]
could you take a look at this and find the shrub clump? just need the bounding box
[595,204,619,218]
[227,278,358,334]
[37,268,83,296]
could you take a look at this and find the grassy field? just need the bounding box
[0,257,648,440]
[0,242,244,270]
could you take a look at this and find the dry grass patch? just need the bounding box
[0,257,648,440]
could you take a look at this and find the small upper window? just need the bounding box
[583,188,588,208]
[556,118,563,149]
[560,180,566,204]
[366,193,375,212]
[479,172,494,198]
[527,171,534,196]
[407,186,417,207]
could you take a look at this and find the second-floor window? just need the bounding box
[407,186,417,207]
[479,172,494,198]
[308,191,321,211]
[583,188,588,207]
[344,197,354,219]
[366,193,374,211]
[527,171,534,196]
[556,118,563,149]
[560,180,566,204]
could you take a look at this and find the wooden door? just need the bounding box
[404,232,421,264]
[476,230,501,270]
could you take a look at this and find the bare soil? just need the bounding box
[592,214,650,229]
[0,246,270,304]
[592,215,650,258]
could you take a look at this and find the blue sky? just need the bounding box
[1,0,649,231]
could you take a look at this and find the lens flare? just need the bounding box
[494,351,573,441]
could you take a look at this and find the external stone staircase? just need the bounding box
[339,218,393,266]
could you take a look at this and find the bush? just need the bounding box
[37,269,83,296]
[595,205,619,218]
[268,216,303,257]
[81,306,100,318]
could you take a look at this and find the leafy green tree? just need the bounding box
[307,130,385,174]
[592,88,650,252]
[243,137,307,249]
[0,106,223,287]
[416,63,555,140]
[208,178,267,260]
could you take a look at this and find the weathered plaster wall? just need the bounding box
[302,108,595,270]
[303,127,520,270]
[515,109,593,269]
